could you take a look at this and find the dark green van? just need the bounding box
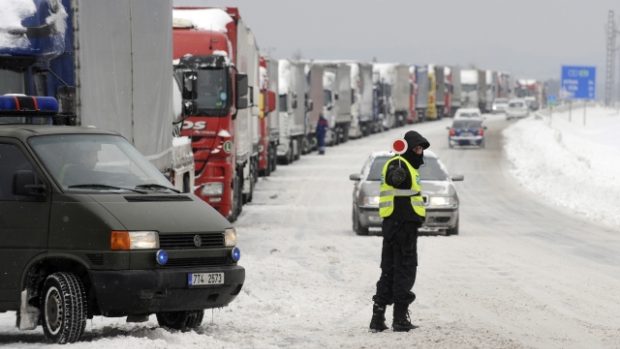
[0,125,245,343]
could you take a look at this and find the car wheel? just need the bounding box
[41,272,87,344]
[352,208,368,235]
[156,310,204,331]
[447,217,459,235]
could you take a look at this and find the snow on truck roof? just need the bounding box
[173,8,232,33]
[1,0,67,50]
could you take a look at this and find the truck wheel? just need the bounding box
[156,310,204,331]
[41,272,87,344]
[270,147,277,173]
[294,139,301,160]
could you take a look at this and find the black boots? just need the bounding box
[369,303,388,332]
[392,303,415,332]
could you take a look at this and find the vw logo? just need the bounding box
[193,235,202,248]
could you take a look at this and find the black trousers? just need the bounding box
[373,219,419,306]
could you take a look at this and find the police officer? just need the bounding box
[369,130,430,332]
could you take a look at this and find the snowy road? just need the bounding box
[1,115,619,348]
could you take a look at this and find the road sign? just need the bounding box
[547,95,557,105]
[560,66,596,100]
[392,139,407,154]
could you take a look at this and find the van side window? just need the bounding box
[0,144,38,201]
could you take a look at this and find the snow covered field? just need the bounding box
[1,112,620,348]
[503,105,620,228]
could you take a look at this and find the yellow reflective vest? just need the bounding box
[379,156,425,218]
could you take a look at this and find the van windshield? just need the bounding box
[29,134,172,192]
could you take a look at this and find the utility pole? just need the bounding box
[605,10,616,106]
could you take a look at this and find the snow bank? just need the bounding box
[173,8,232,33]
[503,106,620,229]
[0,0,36,48]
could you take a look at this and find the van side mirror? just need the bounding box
[236,74,249,110]
[306,99,313,112]
[13,170,46,198]
[292,98,298,110]
[182,71,198,100]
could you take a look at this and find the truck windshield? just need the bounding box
[323,90,333,105]
[29,134,173,192]
[197,68,229,115]
[461,85,477,93]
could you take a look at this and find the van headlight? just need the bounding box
[111,231,159,250]
[224,228,237,247]
[201,182,224,196]
[428,196,457,208]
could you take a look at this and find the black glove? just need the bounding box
[389,167,407,186]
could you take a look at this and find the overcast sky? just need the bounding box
[174,0,618,83]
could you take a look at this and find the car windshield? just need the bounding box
[458,112,480,118]
[509,101,525,108]
[196,68,228,114]
[366,155,449,181]
[29,134,172,192]
[453,120,482,129]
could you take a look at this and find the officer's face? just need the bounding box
[412,145,423,155]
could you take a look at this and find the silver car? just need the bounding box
[349,150,464,236]
[505,99,530,120]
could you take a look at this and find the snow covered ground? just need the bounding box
[503,105,620,228]
[1,112,620,348]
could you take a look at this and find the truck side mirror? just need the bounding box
[182,71,198,100]
[306,99,313,112]
[292,98,298,110]
[266,91,277,113]
[13,170,46,198]
[236,74,249,109]
[334,93,339,101]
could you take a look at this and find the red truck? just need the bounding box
[172,7,254,222]
[258,56,278,176]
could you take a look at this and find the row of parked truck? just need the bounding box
[0,0,549,343]
[0,1,546,225]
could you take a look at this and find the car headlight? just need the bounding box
[111,231,159,250]
[224,228,237,247]
[428,196,457,208]
[201,182,224,196]
[362,195,380,207]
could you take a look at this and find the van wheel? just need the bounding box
[41,272,87,344]
[157,310,204,331]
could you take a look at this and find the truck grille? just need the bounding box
[163,256,230,267]
[159,233,224,249]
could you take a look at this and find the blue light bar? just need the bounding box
[0,95,59,116]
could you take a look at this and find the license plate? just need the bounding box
[188,272,224,286]
[462,132,472,137]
